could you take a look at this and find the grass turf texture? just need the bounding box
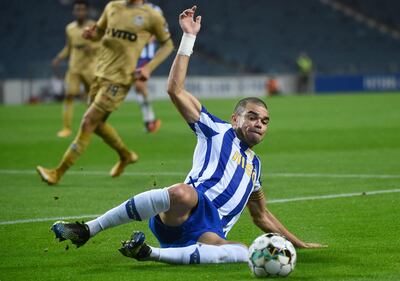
[0,93,399,280]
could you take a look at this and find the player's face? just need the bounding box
[73,4,88,21]
[232,103,269,148]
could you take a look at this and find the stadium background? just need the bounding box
[1,0,400,103]
[0,1,399,281]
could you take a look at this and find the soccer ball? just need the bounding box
[248,233,297,278]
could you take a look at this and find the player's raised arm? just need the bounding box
[167,6,202,124]
[52,28,71,71]
[135,9,174,82]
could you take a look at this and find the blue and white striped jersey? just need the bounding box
[139,41,157,60]
[185,106,262,236]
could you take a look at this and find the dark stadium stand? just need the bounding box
[0,0,70,78]
[1,0,399,78]
[338,0,400,30]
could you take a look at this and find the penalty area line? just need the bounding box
[1,188,399,226]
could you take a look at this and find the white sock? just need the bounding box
[149,243,248,264]
[86,188,170,237]
[145,102,155,123]
[137,94,155,122]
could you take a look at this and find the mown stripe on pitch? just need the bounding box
[1,169,400,179]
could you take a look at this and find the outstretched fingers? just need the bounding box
[180,5,197,19]
[195,15,202,24]
[188,5,197,16]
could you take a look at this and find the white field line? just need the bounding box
[268,188,400,203]
[1,188,399,226]
[1,169,400,179]
[266,173,400,179]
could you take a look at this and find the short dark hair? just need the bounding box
[74,0,89,7]
[233,97,268,115]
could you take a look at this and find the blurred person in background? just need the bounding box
[132,2,170,133]
[266,75,280,97]
[52,0,99,138]
[296,52,313,94]
[37,0,174,185]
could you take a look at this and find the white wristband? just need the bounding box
[177,33,196,56]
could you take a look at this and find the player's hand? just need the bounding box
[51,58,62,79]
[179,6,201,36]
[299,242,328,249]
[83,25,97,39]
[51,57,61,68]
[134,66,151,81]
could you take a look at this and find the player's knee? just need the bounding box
[81,114,92,131]
[81,113,98,132]
[81,106,105,132]
[168,183,197,209]
[135,80,147,93]
[135,84,143,93]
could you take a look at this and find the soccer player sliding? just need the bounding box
[51,5,326,265]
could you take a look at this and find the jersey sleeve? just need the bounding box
[96,3,109,31]
[253,155,263,192]
[150,11,170,43]
[57,27,71,59]
[188,106,229,139]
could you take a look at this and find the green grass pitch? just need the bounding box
[0,92,399,280]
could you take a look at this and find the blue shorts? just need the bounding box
[136,58,151,69]
[149,189,226,248]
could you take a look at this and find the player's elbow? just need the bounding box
[166,79,175,96]
[167,77,182,97]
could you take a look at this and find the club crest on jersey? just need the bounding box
[134,15,144,26]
